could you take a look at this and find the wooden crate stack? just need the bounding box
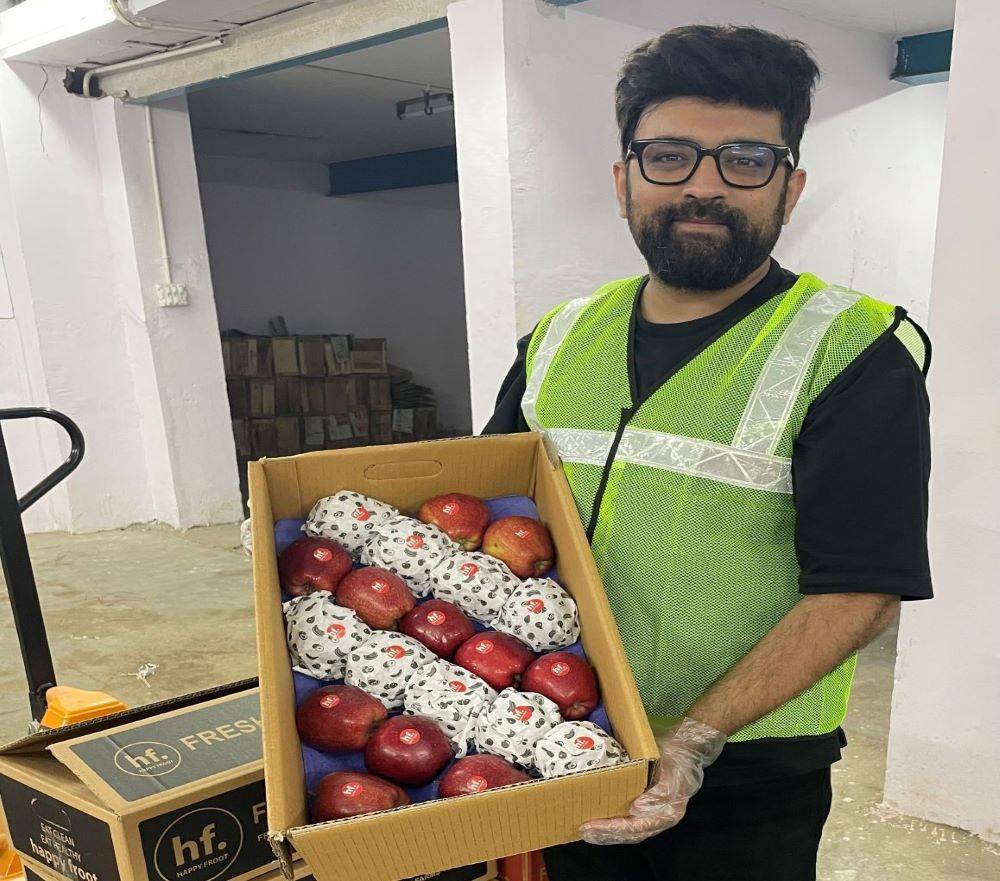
[222,333,438,461]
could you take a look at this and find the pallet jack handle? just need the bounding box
[0,408,85,723]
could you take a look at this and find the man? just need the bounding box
[484,25,933,881]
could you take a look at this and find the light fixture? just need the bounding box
[396,89,454,120]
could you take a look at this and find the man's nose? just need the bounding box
[679,155,729,201]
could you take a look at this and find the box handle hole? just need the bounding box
[363,459,444,481]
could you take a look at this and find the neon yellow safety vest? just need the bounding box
[522,272,927,741]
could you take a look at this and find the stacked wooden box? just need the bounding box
[223,334,438,461]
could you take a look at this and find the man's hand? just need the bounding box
[578,717,726,846]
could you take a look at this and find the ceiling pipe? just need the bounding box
[110,0,233,39]
[73,37,224,98]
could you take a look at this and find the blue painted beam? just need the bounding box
[892,30,952,85]
[328,145,457,195]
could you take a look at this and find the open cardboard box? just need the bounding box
[250,433,659,881]
[0,681,276,881]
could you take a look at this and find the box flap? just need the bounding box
[44,687,263,813]
[0,678,257,757]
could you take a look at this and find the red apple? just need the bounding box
[522,651,599,720]
[419,493,491,551]
[335,566,415,630]
[438,754,531,797]
[400,600,476,658]
[453,631,535,692]
[312,771,410,821]
[279,537,353,597]
[296,684,389,752]
[482,516,554,578]
[364,715,454,786]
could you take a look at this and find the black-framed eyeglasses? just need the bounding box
[627,139,794,189]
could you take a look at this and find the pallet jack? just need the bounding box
[0,408,127,879]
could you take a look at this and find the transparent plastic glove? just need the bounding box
[578,716,726,846]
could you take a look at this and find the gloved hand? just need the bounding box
[578,716,727,846]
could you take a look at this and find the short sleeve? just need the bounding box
[792,321,933,601]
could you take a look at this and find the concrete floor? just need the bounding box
[1,524,998,879]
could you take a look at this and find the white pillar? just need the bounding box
[884,0,1000,843]
[0,62,241,531]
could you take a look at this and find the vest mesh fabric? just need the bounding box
[525,273,909,741]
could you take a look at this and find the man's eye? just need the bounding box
[650,153,685,164]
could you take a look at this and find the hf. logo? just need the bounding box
[154,808,243,881]
[114,741,183,777]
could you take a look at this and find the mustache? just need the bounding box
[650,199,743,227]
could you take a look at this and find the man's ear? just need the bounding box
[613,159,628,219]
[783,168,807,224]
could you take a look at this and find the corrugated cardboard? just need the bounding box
[349,339,388,374]
[249,433,658,881]
[272,339,300,377]
[250,381,276,419]
[0,681,277,881]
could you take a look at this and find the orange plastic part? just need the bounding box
[0,835,22,881]
[40,686,127,729]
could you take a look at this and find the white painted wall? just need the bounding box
[195,153,473,433]
[0,64,241,532]
[449,0,948,428]
[884,0,1000,844]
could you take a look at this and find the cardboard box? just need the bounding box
[371,411,393,445]
[369,377,392,412]
[275,418,301,456]
[0,682,276,881]
[349,338,388,374]
[275,379,304,417]
[233,420,252,458]
[250,419,277,458]
[302,417,326,452]
[300,381,326,417]
[323,336,351,376]
[272,338,299,377]
[322,379,349,416]
[224,338,274,379]
[323,415,353,444]
[296,339,326,378]
[497,852,547,881]
[248,434,657,881]
[250,380,276,419]
[21,856,496,881]
[227,379,251,419]
[347,406,369,440]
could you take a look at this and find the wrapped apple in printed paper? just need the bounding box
[361,515,458,596]
[403,658,498,756]
[283,594,372,680]
[473,687,562,770]
[430,551,520,624]
[344,631,437,711]
[493,578,580,652]
[533,720,627,778]
[304,491,397,556]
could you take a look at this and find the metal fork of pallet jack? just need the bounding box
[0,408,85,723]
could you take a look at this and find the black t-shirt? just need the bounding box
[483,259,933,786]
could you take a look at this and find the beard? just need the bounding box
[627,182,787,291]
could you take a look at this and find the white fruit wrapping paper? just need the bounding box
[361,515,457,596]
[473,687,562,771]
[429,551,520,624]
[493,578,580,651]
[283,594,373,681]
[533,720,627,779]
[344,631,437,710]
[304,491,397,555]
[402,659,499,757]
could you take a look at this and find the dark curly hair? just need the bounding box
[615,25,820,166]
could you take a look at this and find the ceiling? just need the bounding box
[186,25,454,165]
[758,0,955,34]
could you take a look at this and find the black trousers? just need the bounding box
[542,768,833,881]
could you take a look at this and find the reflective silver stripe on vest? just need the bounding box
[731,286,862,455]
[547,427,793,494]
[521,296,591,431]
